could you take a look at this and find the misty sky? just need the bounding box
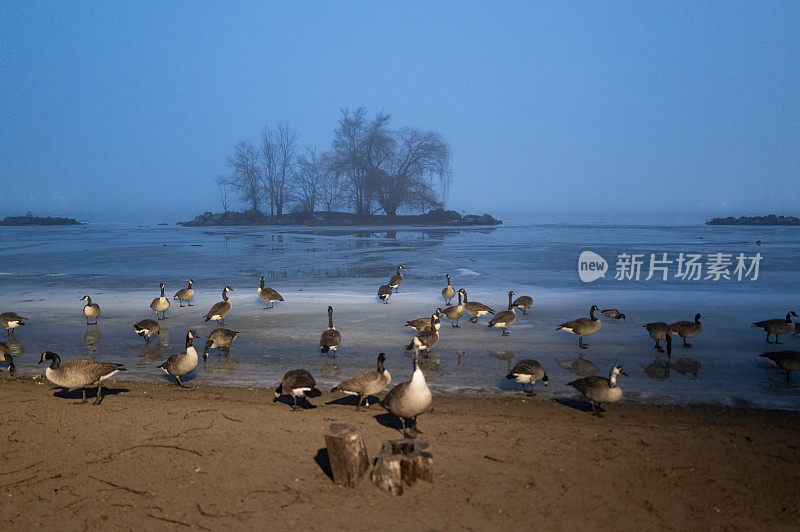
[1,2,798,223]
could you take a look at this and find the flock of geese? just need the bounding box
[1,266,799,430]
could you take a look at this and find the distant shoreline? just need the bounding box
[706,214,799,226]
[177,208,502,227]
[0,215,80,226]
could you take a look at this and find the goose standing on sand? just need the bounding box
[203,328,238,358]
[331,352,392,410]
[204,286,234,325]
[388,265,404,292]
[405,314,439,355]
[462,290,495,323]
[150,283,170,320]
[568,365,628,416]
[382,353,432,437]
[405,309,442,333]
[442,274,455,305]
[557,305,602,348]
[158,330,200,387]
[274,369,322,410]
[0,342,15,374]
[511,294,533,315]
[644,322,673,353]
[443,289,465,327]
[80,295,100,325]
[0,312,26,337]
[320,306,342,356]
[257,276,284,309]
[601,308,626,322]
[173,280,195,307]
[753,311,798,344]
[378,284,393,303]
[488,290,517,336]
[669,314,703,347]
[133,318,161,343]
[759,350,800,381]
[39,351,125,405]
[506,359,549,395]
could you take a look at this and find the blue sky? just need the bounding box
[1,1,798,223]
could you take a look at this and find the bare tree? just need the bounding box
[261,122,298,216]
[295,148,327,213]
[216,175,231,212]
[225,141,263,213]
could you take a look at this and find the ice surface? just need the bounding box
[1,220,798,410]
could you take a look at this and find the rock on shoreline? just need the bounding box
[0,215,81,226]
[706,214,799,226]
[178,208,502,227]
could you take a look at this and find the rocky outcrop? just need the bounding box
[178,209,502,227]
[0,215,80,226]
[706,214,800,226]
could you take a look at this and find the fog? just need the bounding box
[1,2,798,224]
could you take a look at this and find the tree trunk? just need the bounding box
[371,438,433,495]
[324,423,370,487]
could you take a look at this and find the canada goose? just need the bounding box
[158,330,200,387]
[443,289,465,327]
[320,306,342,356]
[133,318,161,343]
[204,328,239,358]
[274,369,322,410]
[759,350,800,381]
[382,353,432,437]
[405,314,439,355]
[173,279,195,307]
[331,352,392,410]
[461,290,495,323]
[512,295,533,315]
[378,284,393,303]
[39,351,125,405]
[405,309,442,333]
[442,274,455,305]
[753,311,798,344]
[0,342,14,374]
[150,282,170,320]
[568,365,628,416]
[601,308,626,322]
[257,276,284,309]
[506,359,549,395]
[557,305,602,348]
[78,295,101,325]
[203,286,234,325]
[488,291,517,336]
[388,265,404,292]
[644,322,673,354]
[670,313,703,347]
[0,312,26,337]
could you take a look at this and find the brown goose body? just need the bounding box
[760,350,800,381]
[158,330,200,387]
[39,351,125,405]
[257,277,284,309]
[1,312,27,335]
[274,369,322,410]
[753,311,797,344]
[204,328,239,357]
[406,314,439,354]
[133,318,161,342]
[443,289,466,327]
[488,291,517,335]
[512,295,533,314]
[80,296,100,325]
[388,265,404,292]
[601,308,625,321]
[461,290,494,323]
[0,342,14,374]
[331,353,392,410]
[382,354,432,436]
[173,280,195,306]
[442,274,455,304]
[557,305,602,348]
[644,322,673,353]
[669,314,703,347]
[149,282,170,319]
[506,359,549,394]
[204,286,234,324]
[568,365,627,415]
[405,310,442,333]
[378,284,393,303]
[320,306,341,355]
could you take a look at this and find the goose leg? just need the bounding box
[654,340,664,352]
[176,376,189,388]
[188,302,193,306]
[355,396,364,411]
[765,332,772,343]
[683,337,692,348]
[775,335,783,345]
[412,416,423,435]
[501,327,509,336]
[78,388,88,404]
[94,383,103,405]
[578,336,588,349]
[399,417,407,437]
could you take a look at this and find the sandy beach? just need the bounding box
[1,377,798,530]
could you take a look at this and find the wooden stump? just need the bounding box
[371,438,433,495]
[324,423,370,487]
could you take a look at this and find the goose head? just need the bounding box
[80,295,90,302]
[694,313,701,324]
[619,313,627,322]
[189,279,194,286]
[610,365,628,377]
[446,274,450,283]
[224,286,234,293]
[542,374,550,386]
[590,305,599,312]
[39,351,60,364]
[159,282,165,289]
[203,339,213,359]
[187,329,199,340]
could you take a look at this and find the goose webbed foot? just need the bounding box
[176,377,189,388]
[93,385,103,405]
[188,303,193,306]
[775,339,783,345]
[579,344,588,349]
[501,329,509,336]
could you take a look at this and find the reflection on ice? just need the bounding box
[84,328,102,355]
[320,359,341,379]
[670,358,701,378]
[558,356,600,377]
[490,350,515,372]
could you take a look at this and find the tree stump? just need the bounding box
[324,423,370,487]
[371,438,433,495]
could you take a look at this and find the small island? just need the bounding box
[0,214,80,226]
[178,208,502,227]
[706,214,799,226]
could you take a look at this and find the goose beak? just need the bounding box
[620,369,628,377]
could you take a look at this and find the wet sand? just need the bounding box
[1,377,798,530]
